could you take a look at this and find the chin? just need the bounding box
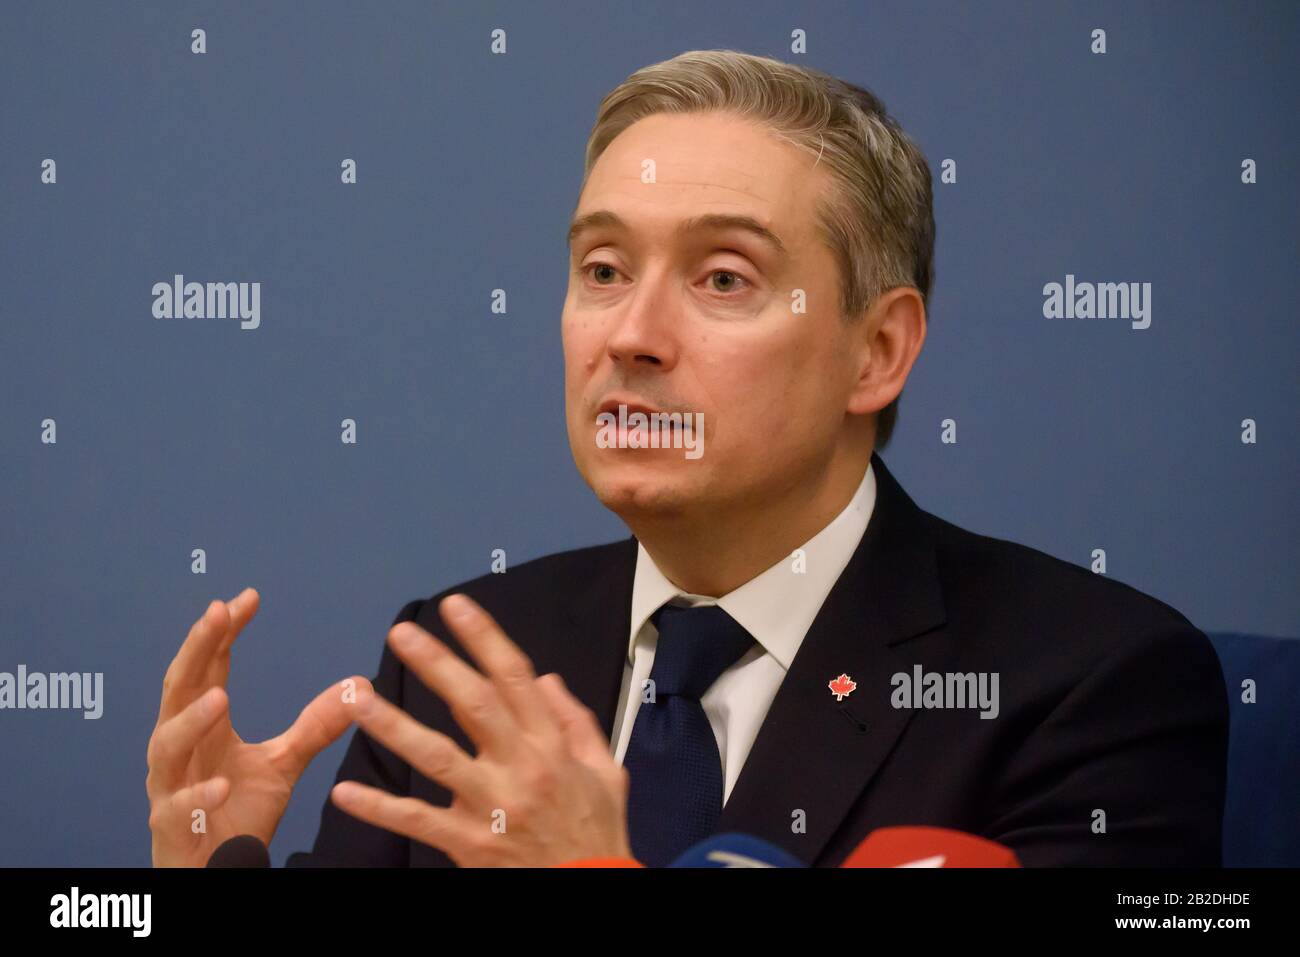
[588,463,700,520]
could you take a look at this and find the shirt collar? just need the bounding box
[627,459,877,670]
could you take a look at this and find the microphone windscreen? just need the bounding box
[669,832,808,868]
[206,834,271,868]
[552,858,646,868]
[840,826,1020,868]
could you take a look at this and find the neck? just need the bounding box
[625,440,874,597]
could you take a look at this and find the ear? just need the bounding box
[846,286,927,417]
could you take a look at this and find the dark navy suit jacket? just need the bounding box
[287,451,1228,867]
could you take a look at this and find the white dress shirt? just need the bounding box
[609,459,878,805]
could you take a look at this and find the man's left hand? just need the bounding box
[329,593,633,867]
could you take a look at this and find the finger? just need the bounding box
[147,686,229,796]
[158,598,229,723]
[149,775,231,842]
[385,620,520,758]
[216,586,258,650]
[351,685,491,806]
[158,588,258,723]
[330,781,475,860]
[437,594,558,740]
[535,673,613,767]
[274,675,374,781]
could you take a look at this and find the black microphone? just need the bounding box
[206,835,271,868]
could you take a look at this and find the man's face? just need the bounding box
[562,110,866,523]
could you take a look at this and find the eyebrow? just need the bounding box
[566,209,788,259]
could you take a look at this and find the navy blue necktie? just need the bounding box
[623,602,756,867]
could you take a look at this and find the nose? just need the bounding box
[605,266,680,372]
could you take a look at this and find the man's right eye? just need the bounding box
[582,262,622,284]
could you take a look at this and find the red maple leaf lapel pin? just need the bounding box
[828,673,857,701]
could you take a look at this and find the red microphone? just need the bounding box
[839,826,1020,868]
[552,857,645,868]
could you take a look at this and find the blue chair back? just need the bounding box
[1206,632,1300,867]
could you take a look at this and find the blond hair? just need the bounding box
[581,49,935,450]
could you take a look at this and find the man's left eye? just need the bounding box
[708,270,750,294]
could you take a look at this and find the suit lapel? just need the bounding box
[714,452,951,864]
[554,535,639,738]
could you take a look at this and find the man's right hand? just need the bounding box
[146,588,368,867]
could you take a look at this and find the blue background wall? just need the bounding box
[1,0,1295,866]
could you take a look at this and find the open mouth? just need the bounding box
[596,399,662,419]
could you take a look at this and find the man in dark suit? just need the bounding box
[146,50,1226,867]
[287,448,1229,868]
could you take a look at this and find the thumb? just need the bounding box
[536,673,611,767]
[276,675,374,780]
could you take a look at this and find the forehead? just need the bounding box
[570,111,827,250]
